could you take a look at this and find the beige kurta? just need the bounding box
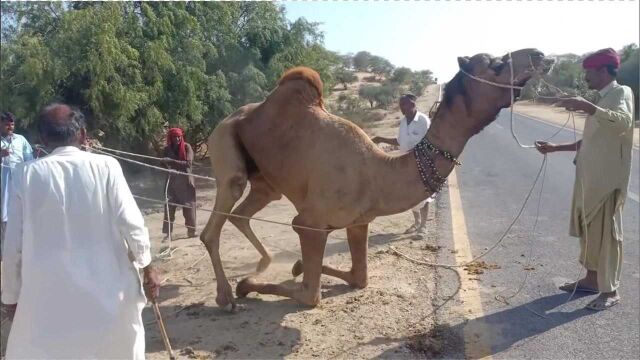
[571,81,635,240]
[570,81,634,292]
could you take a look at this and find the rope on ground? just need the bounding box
[494,154,550,319]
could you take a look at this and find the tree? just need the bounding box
[374,83,399,109]
[358,85,379,108]
[369,55,394,80]
[620,43,638,63]
[353,51,371,72]
[391,67,412,84]
[414,69,435,85]
[336,93,363,113]
[0,1,342,155]
[334,67,357,90]
[340,53,353,69]
[409,80,426,97]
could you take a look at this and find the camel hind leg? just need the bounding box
[236,215,328,306]
[292,223,369,289]
[229,174,282,273]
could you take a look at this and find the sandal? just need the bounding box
[559,281,599,294]
[586,296,620,311]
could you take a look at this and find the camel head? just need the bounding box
[441,48,553,135]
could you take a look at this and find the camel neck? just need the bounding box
[369,105,470,218]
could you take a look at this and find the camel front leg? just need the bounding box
[292,223,369,289]
[200,177,246,310]
[237,216,328,306]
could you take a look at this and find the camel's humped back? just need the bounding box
[276,67,324,108]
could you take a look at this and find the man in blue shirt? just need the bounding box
[1,112,33,259]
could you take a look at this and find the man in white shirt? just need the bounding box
[372,94,435,238]
[1,104,161,359]
[1,112,33,260]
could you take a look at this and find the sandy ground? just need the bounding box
[513,100,639,148]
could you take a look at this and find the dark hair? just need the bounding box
[37,104,86,146]
[604,65,618,77]
[1,111,15,122]
[400,93,417,102]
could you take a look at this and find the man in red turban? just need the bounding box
[162,127,197,238]
[535,48,634,310]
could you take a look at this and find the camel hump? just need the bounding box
[277,67,324,107]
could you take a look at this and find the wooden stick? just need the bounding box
[152,301,176,360]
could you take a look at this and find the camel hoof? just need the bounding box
[256,256,272,273]
[236,277,257,298]
[291,259,303,277]
[351,279,368,289]
[216,282,236,310]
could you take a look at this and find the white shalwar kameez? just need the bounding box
[2,146,151,359]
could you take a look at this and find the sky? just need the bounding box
[281,0,640,82]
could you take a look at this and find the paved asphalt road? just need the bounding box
[434,110,639,359]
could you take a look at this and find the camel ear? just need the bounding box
[458,56,471,71]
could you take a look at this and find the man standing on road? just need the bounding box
[535,48,635,311]
[1,111,33,261]
[372,93,435,239]
[1,104,161,359]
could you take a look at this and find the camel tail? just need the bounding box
[277,67,324,108]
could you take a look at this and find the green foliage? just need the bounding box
[353,51,371,72]
[369,55,394,80]
[357,82,399,109]
[334,67,358,90]
[335,93,364,113]
[358,85,379,108]
[373,83,400,109]
[620,44,638,63]
[0,1,342,154]
[391,67,412,84]
[409,80,426,97]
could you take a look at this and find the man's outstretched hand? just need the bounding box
[554,96,596,115]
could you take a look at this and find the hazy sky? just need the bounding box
[281,0,639,82]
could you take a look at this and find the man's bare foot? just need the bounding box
[559,279,598,293]
[586,292,620,311]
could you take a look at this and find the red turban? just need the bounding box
[166,127,186,161]
[582,48,620,69]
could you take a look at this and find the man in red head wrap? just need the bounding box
[535,48,635,310]
[162,127,197,238]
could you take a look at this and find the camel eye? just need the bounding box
[492,62,506,75]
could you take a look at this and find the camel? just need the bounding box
[200,48,553,309]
